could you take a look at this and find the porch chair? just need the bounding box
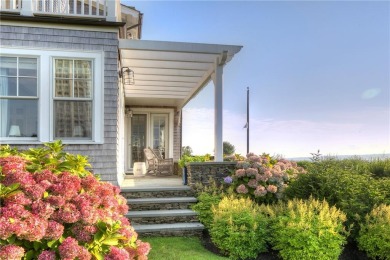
[143,147,173,176]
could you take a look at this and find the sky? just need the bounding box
[126,0,390,158]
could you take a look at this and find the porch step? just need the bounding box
[126,209,199,224]
[127,197,197,211]
[133,223,204,237]
[121,186,194,199]
[121,185,203,237]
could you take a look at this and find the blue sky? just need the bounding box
[127,0,390,157]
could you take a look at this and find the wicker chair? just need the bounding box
[143,147,173,176]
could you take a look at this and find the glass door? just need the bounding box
[151,114,169,158]
[130,114,147,168]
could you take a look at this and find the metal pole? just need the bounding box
[247,87,249,154]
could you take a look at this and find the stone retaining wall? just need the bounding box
[186,162,237,189]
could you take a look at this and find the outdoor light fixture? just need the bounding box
[121,67,135,85]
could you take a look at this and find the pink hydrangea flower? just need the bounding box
[3,191,32,206]
[45,195,66,208]
[37,250,56,260]
[104,246,130,260]
[71,224,97,243]
[20,215,48,241]
[235,169,246,178]
[0,244,25,260]
[24,184,46,200]
[236,184,248,194]
[52,203,80,223]
[78,247,92,260]
[31,200,55,219]
[254,185,267,197]
[58,237,80,259]
[266,185,278,193]
[247,179,258,188]
[44,221,64,240]
[136,240,151,256]
[2,170,36,188]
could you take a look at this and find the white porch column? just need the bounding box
[20,0,34,16]
[106,0,121,22]
[212,60,224,162]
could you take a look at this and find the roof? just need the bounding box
[119,39,242,108]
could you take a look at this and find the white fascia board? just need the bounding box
[119,39,242,56]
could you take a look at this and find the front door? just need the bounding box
[127,112,170,172]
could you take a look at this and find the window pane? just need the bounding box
[55,79,73,97]
[0,57,17,76]
[74,60,92,79]
[0,99,38,138]
[0,77,17,96]
[54,101,92,139]
[55,59,72,78]
[19,78,37,96]
[19,58,37,77]
[74,80,92,98]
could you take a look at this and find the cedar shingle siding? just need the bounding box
[0,25,119,183]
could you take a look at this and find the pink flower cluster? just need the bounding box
[0,155,150,259]
[230,153,306,202]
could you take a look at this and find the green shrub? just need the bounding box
[269,197,348,260]
[357,204,390,260]
[210,196,268,259]
[368,158,390,178]
[191,192,223,229]
[284,168,389,238]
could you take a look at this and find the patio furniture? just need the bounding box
[143,147,173,176]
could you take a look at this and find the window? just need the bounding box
[0,56,38,139]
[54,59,93,139]
[0,48,103,144]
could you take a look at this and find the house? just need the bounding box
[0,0,242,186]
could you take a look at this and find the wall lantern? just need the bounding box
[120,67,135,85]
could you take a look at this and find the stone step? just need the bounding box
[127,197,197,211]
[121,186,194,199]
[133,222,204,237]
[126,209,198,225]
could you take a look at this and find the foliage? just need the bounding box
[181,146,193,157]
[284,163,390,238]
[357,204,390,260]
[222,141,235,156]
[0,141,150,259]
[228,153,306,204]
[178,154,211,168]
[210,196,269,259]
[367,158,390,178]
[268,197,348,260]
[143,237,227,260]
[191,180,227,229]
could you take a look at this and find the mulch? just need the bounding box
[201,230,370,260]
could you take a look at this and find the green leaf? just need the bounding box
[92,250,104,260]
[24,250,35,260]
[33,241,41,251]
[47,240,58,249]
[102,238,119,246]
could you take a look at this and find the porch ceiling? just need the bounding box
[119,39,242,108]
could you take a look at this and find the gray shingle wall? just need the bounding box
[0,25,119,184]
[173,111,181,162]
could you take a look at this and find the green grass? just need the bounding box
[142,237,228,260]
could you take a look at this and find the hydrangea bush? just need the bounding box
[227,153,306,204]
[0,142,150,260]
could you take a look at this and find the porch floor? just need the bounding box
[121,174,183,188]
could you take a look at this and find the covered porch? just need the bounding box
[118,39,242,179]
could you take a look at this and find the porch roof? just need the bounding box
[119,39,242,108]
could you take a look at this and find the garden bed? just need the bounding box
[201,230,369,260]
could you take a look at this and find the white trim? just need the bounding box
[0,20,118,32]
[0,47,104,144]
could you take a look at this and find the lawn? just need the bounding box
[142,237,227,260]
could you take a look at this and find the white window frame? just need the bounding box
[0,55,40,142]
[0,47,104,144]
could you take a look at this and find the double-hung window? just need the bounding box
[54,59,93,139]
[0,48,103,144]
[0,56,39,140]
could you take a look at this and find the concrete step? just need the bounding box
[126,209,199,225]
[121,186,194,199]
[127,197,197,211]
[133,222,204,237]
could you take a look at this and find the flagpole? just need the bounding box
[247,87,249,154]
